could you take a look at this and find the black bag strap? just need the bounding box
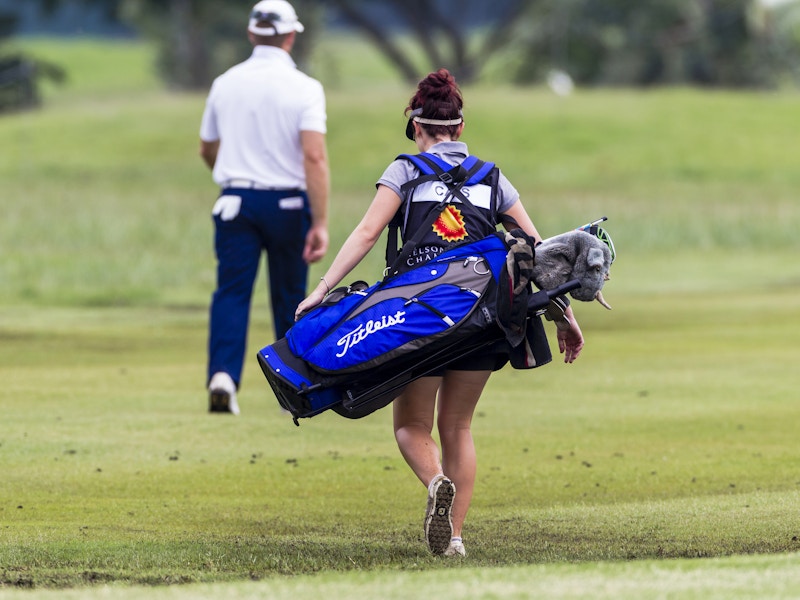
[386,155,492,276]
[398,153,487,201]
[405,154,500,245]
[387,154,468,267]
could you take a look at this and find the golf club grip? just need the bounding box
[526,280,581,312]
[527,278,580,313]
[547,279,581,299]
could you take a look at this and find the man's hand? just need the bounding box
[303,224,329,264]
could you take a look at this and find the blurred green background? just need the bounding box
[2,29,798,307]
[1,1,800,594]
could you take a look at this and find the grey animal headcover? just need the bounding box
[532,230,612,309]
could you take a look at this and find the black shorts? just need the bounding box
[430,341,509,375]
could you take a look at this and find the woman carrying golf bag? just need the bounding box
[295,69,585,557]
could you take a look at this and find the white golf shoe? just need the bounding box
[208,372,240,415]
[424,475,455,555]
[444,538,466,557]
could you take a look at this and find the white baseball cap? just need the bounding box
[248,0,304,36]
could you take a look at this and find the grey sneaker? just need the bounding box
[444,538,466,557]
[424,476,455,555]
[208,372,240,415]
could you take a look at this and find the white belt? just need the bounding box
[222,179,280,190]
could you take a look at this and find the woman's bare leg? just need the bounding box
[436,369,491,538]
[393,370,491,542]
[393,376,443,487]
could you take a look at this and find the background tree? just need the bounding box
[31,0,321,90]
[328,0,529,84]
[511,0,800,88]
[118,0,322,90]
[16,0,800,90]
[0,4,64,111]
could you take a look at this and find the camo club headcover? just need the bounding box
[497,229,536,347]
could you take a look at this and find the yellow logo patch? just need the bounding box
[432,205,467,242]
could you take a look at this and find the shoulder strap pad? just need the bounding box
[397,152,452,175]
[464,158,495,185]
[396,153,495,186]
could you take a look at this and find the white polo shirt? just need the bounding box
[199,45,327,189]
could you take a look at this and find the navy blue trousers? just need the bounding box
[207,188,310,387]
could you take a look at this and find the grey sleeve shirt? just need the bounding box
[376,141,520,213]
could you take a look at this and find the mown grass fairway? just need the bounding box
[1,38,800,598]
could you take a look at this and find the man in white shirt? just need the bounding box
[199,0,329,415]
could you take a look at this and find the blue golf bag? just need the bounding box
[256,231,579,425]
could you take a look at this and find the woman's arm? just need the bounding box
[558,305,584,363]
[501,199,542,244]
[295,185,403,318]
[503,199,585,363]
